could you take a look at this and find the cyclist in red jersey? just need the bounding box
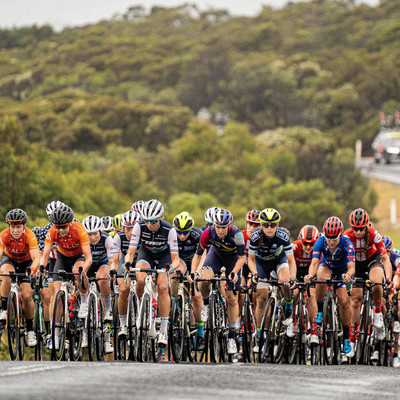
[289,225,320,345]
[0,209,40,347]
[343,208,391,357]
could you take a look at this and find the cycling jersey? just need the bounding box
[241,229,251,259]
[129,220,178,254]
[343,227,387,262]
[292,239,313,279]
[0,227,38,263]
[45,221,89,258]
[391,251,400,275]
[112,231,131,258]
[312,236,355,270]
[39,223,58,259]
[248,227,292,261]
[177,226,202,262]
[90,231,113,265]
[196,225,245,257]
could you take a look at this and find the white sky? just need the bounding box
[0,0,379,30]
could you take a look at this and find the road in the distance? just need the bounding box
[357,159,400,186]
[0,361,400,399]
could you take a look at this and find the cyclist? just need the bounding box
[191,208,245,355]
[111,210,140,338]
[131,200,145,215]
[32,227,41,243]
[172,211,204,350]
[82,215,114,354]
[290,225,320,345]
[201,207,220,231]
[101,216,114,234]
[39,200,65,348]
[304,216,355,354]
[40,204,92,348]
[125,199,180,347]
[343,208,391,357]
[110,214,123,238]
[0,208,40,347]
[247,208,296,352]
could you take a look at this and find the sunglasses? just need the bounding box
[54,224,69,230]
[145,218,161,225]
[247,222,261,227]
[176,230,190,235]
[301,241,314,247]
[325,235,340,241]
[262,223,277,228]
[352,227,366,232]
[8,220,24,226]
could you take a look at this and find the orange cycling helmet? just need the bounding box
[245,210,261,223]
[323,216,343,239]
[299,225,320,244]
[349,208,369,229]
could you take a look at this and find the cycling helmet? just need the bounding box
[349,208,370,228]
[50,204,74,225]
[73,218,80,223]
[46,201,65,218]
[382,236,393,251]
[299,225,320,244]
[259,208,281,224]
[101,216,113,231]
[122,210,140,227]
[5,208,28,224]
[173,212,194,232]
[32,226,41,240]
[83,215,103,233]
[141,199,164,221]
[131,200,146,215]
[214,208,233,227]
[245,210,261,223]
[112,214,123,230]
[323,216,343,239]
[204,207,220,224]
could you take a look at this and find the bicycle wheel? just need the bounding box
[7,291,19,361]
[87,294,96,361]
[217,297,228,363]
[34,299,43,361]
[96,299,105,362]
[51,290,66,361]
[209,293,220,363]
[322,297,335,365]
[258,297,276,363]
[70,294,83,361]
[241,298,255,363]
[138,293,150,362]
[127,292,138,361]
[273,302,286,364]
[169,295,184,363]
[18,300,25,361]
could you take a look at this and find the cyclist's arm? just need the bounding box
[111,253,120,270]
[30,247,41,271]
[40,244,52,267]
[233,254,246,275]
[125,246,137,264]
[307,258,320,279]
[81,243,92,272]
[346,261,355,277]
[170,252,180,270]
[287,253,297,280]
[247,253,257,275]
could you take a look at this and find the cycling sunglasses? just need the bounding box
[301,241,314,247]
[176,229,190,235]
[352,226,366,232]
[247,222,261,227]
[262,223,277,228]
[54,223,70,230]
[145,218,161,225]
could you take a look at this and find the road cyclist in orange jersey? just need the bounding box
[289,225,320,345]
[40,204,92,350]
[125,199,180,347]
[343,208,392,358]
[111,210,141,338]
[0,208,40,347]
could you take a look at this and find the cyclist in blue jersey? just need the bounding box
[304,216,355,354]
[247,208,296,351]
[191,208,245,355]
[125,199,180,347]
[111,210,140,338]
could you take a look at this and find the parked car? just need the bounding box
[372,130,400,164]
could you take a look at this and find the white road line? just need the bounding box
[0,364,67,377]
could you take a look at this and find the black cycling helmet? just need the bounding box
[50,204,74,225]
[5,208,28,224]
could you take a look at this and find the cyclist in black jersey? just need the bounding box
[125,199,180,347]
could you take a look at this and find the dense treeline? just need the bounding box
[0,0,392,233]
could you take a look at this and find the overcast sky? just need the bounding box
[0,0,379,30]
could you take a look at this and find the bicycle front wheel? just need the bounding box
[96,299,105,362]
[87,294,96,361]
[34,299,43,361]
[138,293,150,362]
[322,298,335,365]
[169,295,184,363]
[209,293,220,363]
[7,291,19,361]
[127,292,138,361]
[241,298,255,363]
[51,290,66,361]
[258,297,276,363]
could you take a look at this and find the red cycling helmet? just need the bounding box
[246,210,261,224]
[323,216,344,239]
[348,208,369,229]
[299,225,320,244]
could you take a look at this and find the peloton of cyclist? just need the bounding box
[125,199,180,347]
[290,225,320,345]
[0,208,40,347]
[191,208,246,355]
[247,208,296,352]
[304,216,355,354]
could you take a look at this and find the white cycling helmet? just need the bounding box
[141,199,164,221]
[131,200,146,216]
[101,216,113,231]
[204,207,220,225]
[83,215,103,233]
[122,210,140,227]
[214,208,233,228]
[46,200,65,218]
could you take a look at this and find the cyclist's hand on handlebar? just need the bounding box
[342,273,351,284]
[289,278,298,290]
[304,274,312,283]
[385,278,393,289]
[229,272,238,284]
[251,273,259,284]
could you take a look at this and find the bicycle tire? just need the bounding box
[297,298,307,365]
[70,293,83,361]
[241,297,255,363]
[138,293,150,362]
[209,293,220,363]
[258,296,276,363]
[273,302,286,364]
[87,294,96,361]
[7,291,19,361]
[51,290,66,361]
[218,296,228,363]
[127,292,138,361]
[169,295,184,363]
[96,299,105,361]
[322,297,335,365]
[34,299,43,361]
[18,298,25,361]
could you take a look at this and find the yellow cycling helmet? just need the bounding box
[259,208,281,224]
[173,212,194,232]
[112,214,123,231]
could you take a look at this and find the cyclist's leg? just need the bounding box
[254,259,272,334]
[0,258,15,319]
[134,248,153,300]
[336,283,351,348]
[370,260,384,314]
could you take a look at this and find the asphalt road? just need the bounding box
[0,361,400,400]
[357,158,400,186]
